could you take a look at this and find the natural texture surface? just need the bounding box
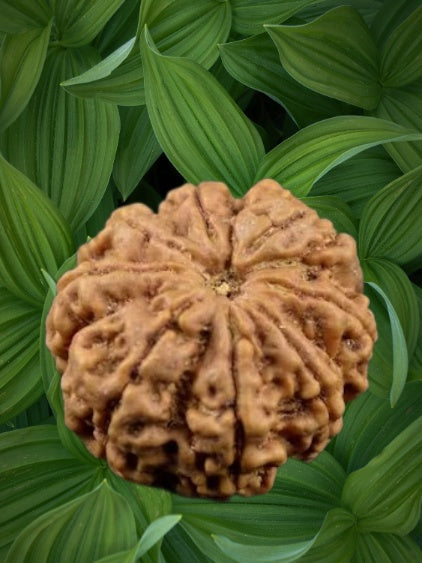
[46,179,376,498]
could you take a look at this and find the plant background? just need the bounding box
[0,0,421,561]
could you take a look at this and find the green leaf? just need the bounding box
[6,480,137,563]
[380,6,422,87]
[0,287,42,424]
[219,34,353,128]
[300,0,382,26]
[62,0,232,106]
[409,285,422,381]
[363,259,419,357]
[373,80,422,173]
[0,154,73,306]
[329,381,422,473]
[230,0,325,36]
[0,394,52,433]
[342,417,422,535]
[0,0,52,33]
[113,106,162,200]
[141,26,264,196]
[254,116,422,197]
[52,0,126,47]
[301,196,357,238]
[1,47,120,231]
[359,166,422,266]
[370,0,422,51]
[0,425,104,554]
[310,146,401,218]
[162,524,212,563]
[266,6,381,110]
[94,0,139,56]
[0,22,51,131]
[354,532,422,562]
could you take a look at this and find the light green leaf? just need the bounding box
[219,34,353,128]
[365,279,408,406]
[113,106,162,200]
[342,417,422,535]
[230,0,325,36]
[0,22,51,131]
[373,80,422,173]
[63,0,232,106]
[53,0,126,47]
[353,532,422,562]
[0,425,104,554]
[6,480,137,563]
[0,0,52,33]
[1,47,120,231]
[254,116,422,197]
[301,196,357,238]
[141,26,264,196]
[266,6,381,110]
[370,0,422,51]
[0,154,73,306]
[0,287,42,424]
[380,6,422,87]
[359,166,422,266]
[409,285,422,381]
[329,381,422,473]
[311,146,401,218]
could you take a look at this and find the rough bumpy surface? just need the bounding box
[46,179,376,498]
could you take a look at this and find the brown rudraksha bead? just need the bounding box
[46,179,376,498]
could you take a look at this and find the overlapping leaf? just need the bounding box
[0,155,73,306]
[1,47,120,231]
[0,287,42,424]
[0,22,51,131]
[359,166,422,266]
[300,0,382,26]
[354,532,422,562]
[0,425,104,557]
[141,27,264,196]
[113,106,162,200]
[301,196,357,238]
[63,0,232,105]
[52,0,125,47]
[370,0,421,49]
[254,116,422,197]
[94,0,140,56]
[6,480,137,562]
[409,284,422,380]
[266,6,381,110]
[0,0,52,33]
[342,416,422,535]
[311,146,401,218]
[219,34,353,128]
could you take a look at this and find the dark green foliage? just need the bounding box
[0,1,421,561]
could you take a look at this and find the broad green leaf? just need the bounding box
[311,146,401,218]
[254,116,422,197]
[353,532,422,562]
[52,0,126,47]
[329,381,422,473]
[1,47,120,231]
[266,6,381,110]
[0,0,52,33]
[230,0,325,36]
[0,155,73,306]
[359,166,422,266]
[370,0,422,51]
[301,196,357,238]
[0,287,42,424]
[363,259,419,357]
[300,0,382,26]
[380,6,422,87]
[365,278,408,406]
[141,27,264,196]
[6,480,137,563]
[212,535,314,563]
[0,425,104,554]
[219,34,353,128]
[409,285,422,381]
[63,0,232,106]
[162,524,212,563]
[373,80,422,173]
[113,106,162,200]
[94,0,139,56]
[0,22,51,131]
[0,394,51,433]
[342,417,422,534]
[174,451,345,551]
